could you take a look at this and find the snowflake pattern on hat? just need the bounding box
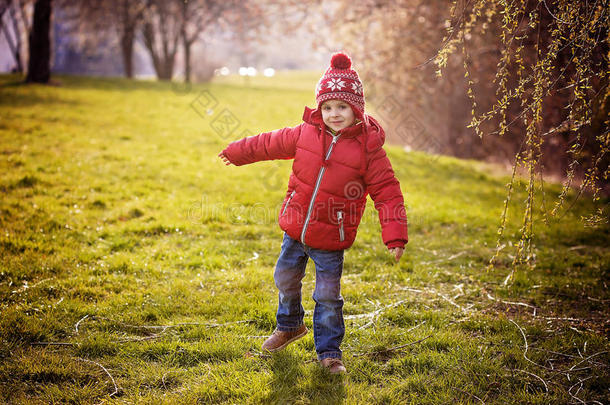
[315,79,324,94]
[351,81,363,95]
[326,78,346,91]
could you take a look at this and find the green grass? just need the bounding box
[0,71,608,404]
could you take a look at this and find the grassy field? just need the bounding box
[0,72,608,404]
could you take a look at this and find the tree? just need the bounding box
[0,0,32,73]
[435,0,609,273]
[116,0,145,78]
[140,0,182,81]
[25,0,51,83]
[143,0,246,82]
[221,0,307,73]
[179,0,232,83]
[62,0,145,78]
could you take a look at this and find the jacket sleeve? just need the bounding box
[364,147,409,249]
[221,124,302,166]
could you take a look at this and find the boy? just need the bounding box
[218,52,408,374]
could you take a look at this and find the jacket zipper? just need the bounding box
[301,131,340,244]
[337,210,345,242]
[282,190,296,216]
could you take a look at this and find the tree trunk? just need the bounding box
[0,5,23,72]
[142,20,174,81]
[159,56,174,81]
[0,22,22,72]
[25,0,52,83]
[142,20,161,77]
[141,0,179,81]
[8,3,23,72]
[120,28,135,78]
[183,34,191,83]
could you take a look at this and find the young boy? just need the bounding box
[218,52,408,374]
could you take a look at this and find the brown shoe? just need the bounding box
[261,324,308,352]
[320,358,346,374]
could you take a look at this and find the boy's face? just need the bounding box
[321,99,356,132]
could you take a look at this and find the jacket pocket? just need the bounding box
[282,190,296,216]
[337,210,345,242]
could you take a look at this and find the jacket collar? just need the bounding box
[302,106,386,152]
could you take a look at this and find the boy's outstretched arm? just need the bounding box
[219,124,303,166]
[364,147,409,262]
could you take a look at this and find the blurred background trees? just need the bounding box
[0,0,31,74]
[65,0,244,81]
[66,0,146,79]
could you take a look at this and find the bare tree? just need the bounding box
[61,0,145,78]
[25,0,51,83]
[0,0,31,73]
[0,2,21,72]
[142,0,243,82]
[220,0,288,70]
[140,0,182,81]
[116,0,145,78]
[179,0,233,83]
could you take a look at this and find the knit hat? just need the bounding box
[316,52,365,116]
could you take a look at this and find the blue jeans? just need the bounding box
[274,232,345,360]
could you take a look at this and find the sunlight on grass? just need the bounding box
[0,73,608,404]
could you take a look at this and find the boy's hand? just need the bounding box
[218,151,232,166]
[389,247,404,262]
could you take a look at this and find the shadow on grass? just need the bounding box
[0,75,83,108]
[264,351,346,404]
[304,362,346,405]
[0,73,209,97]
[0,89,80,108]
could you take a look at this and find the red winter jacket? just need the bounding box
[221,106,408,251]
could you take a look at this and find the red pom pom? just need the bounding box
[331,52,351,69]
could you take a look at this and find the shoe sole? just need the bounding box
[262,328,308,353]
